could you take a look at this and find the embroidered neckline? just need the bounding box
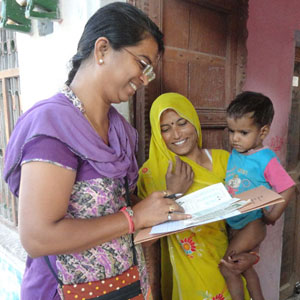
[61,84,85,113]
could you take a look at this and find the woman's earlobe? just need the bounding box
[94,37,109,63]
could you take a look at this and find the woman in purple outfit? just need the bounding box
[4,3,191,299]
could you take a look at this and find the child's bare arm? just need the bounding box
[262,185,296,225]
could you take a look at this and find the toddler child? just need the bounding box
[219,91,295,300]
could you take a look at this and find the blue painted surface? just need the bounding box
[0,254,23,300]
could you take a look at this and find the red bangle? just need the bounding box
[249,251,260,265]
[120,207,135,234]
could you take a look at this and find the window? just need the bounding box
[0,29,22,226]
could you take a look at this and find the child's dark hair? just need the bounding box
[66,2,164,85]
[227,91,274,127]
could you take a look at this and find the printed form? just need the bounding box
[151,182,250,234]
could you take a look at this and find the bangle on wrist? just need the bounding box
[120,206,135,234]
[249,251,260,265]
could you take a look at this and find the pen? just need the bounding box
[164,193,183,199]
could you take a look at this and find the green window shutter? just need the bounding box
[25,0,60,20]
[0,0,31,33]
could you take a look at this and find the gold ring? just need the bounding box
[163,190,169,197]
[169,205,176,212]
[167,213,172,221]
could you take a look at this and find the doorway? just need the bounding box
[129,0,249,299]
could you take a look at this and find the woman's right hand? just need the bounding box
[132,191,192,230]
[165,156,194,194]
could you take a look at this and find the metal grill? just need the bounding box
[0,29,19,70]
[0,28,21,226]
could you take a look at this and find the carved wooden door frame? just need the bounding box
[128,0,248,166]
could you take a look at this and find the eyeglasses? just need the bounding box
[123,48,156,82]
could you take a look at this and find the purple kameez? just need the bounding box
[3,88,149,300]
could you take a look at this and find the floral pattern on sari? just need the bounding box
[179,233,197,258]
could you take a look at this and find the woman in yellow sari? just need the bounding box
[137,93,250,300]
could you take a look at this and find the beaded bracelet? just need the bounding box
[120,207,135,234]
[249,251,260,265]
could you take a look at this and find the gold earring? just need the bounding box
[99,59,104,65]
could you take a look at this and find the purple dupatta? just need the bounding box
[4,92,139,196]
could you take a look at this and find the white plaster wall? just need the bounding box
[16,0,129,119]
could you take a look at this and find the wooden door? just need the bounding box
[280,47,300,299]
[131,0,248,166]
[129,0,249,299]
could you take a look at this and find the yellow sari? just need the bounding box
[137,93,250,300]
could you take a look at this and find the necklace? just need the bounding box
[83,111,98,133]
[83,110,109,145]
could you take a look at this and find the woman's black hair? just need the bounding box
[66,2,164,85]
[226,91,274,127]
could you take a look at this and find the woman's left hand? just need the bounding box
[166,156,194,194]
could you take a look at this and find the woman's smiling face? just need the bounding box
[160,109,199,159]
[100,36,159,104]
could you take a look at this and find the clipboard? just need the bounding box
[134,185,284,244]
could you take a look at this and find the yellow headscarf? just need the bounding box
[138,92,225,197]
